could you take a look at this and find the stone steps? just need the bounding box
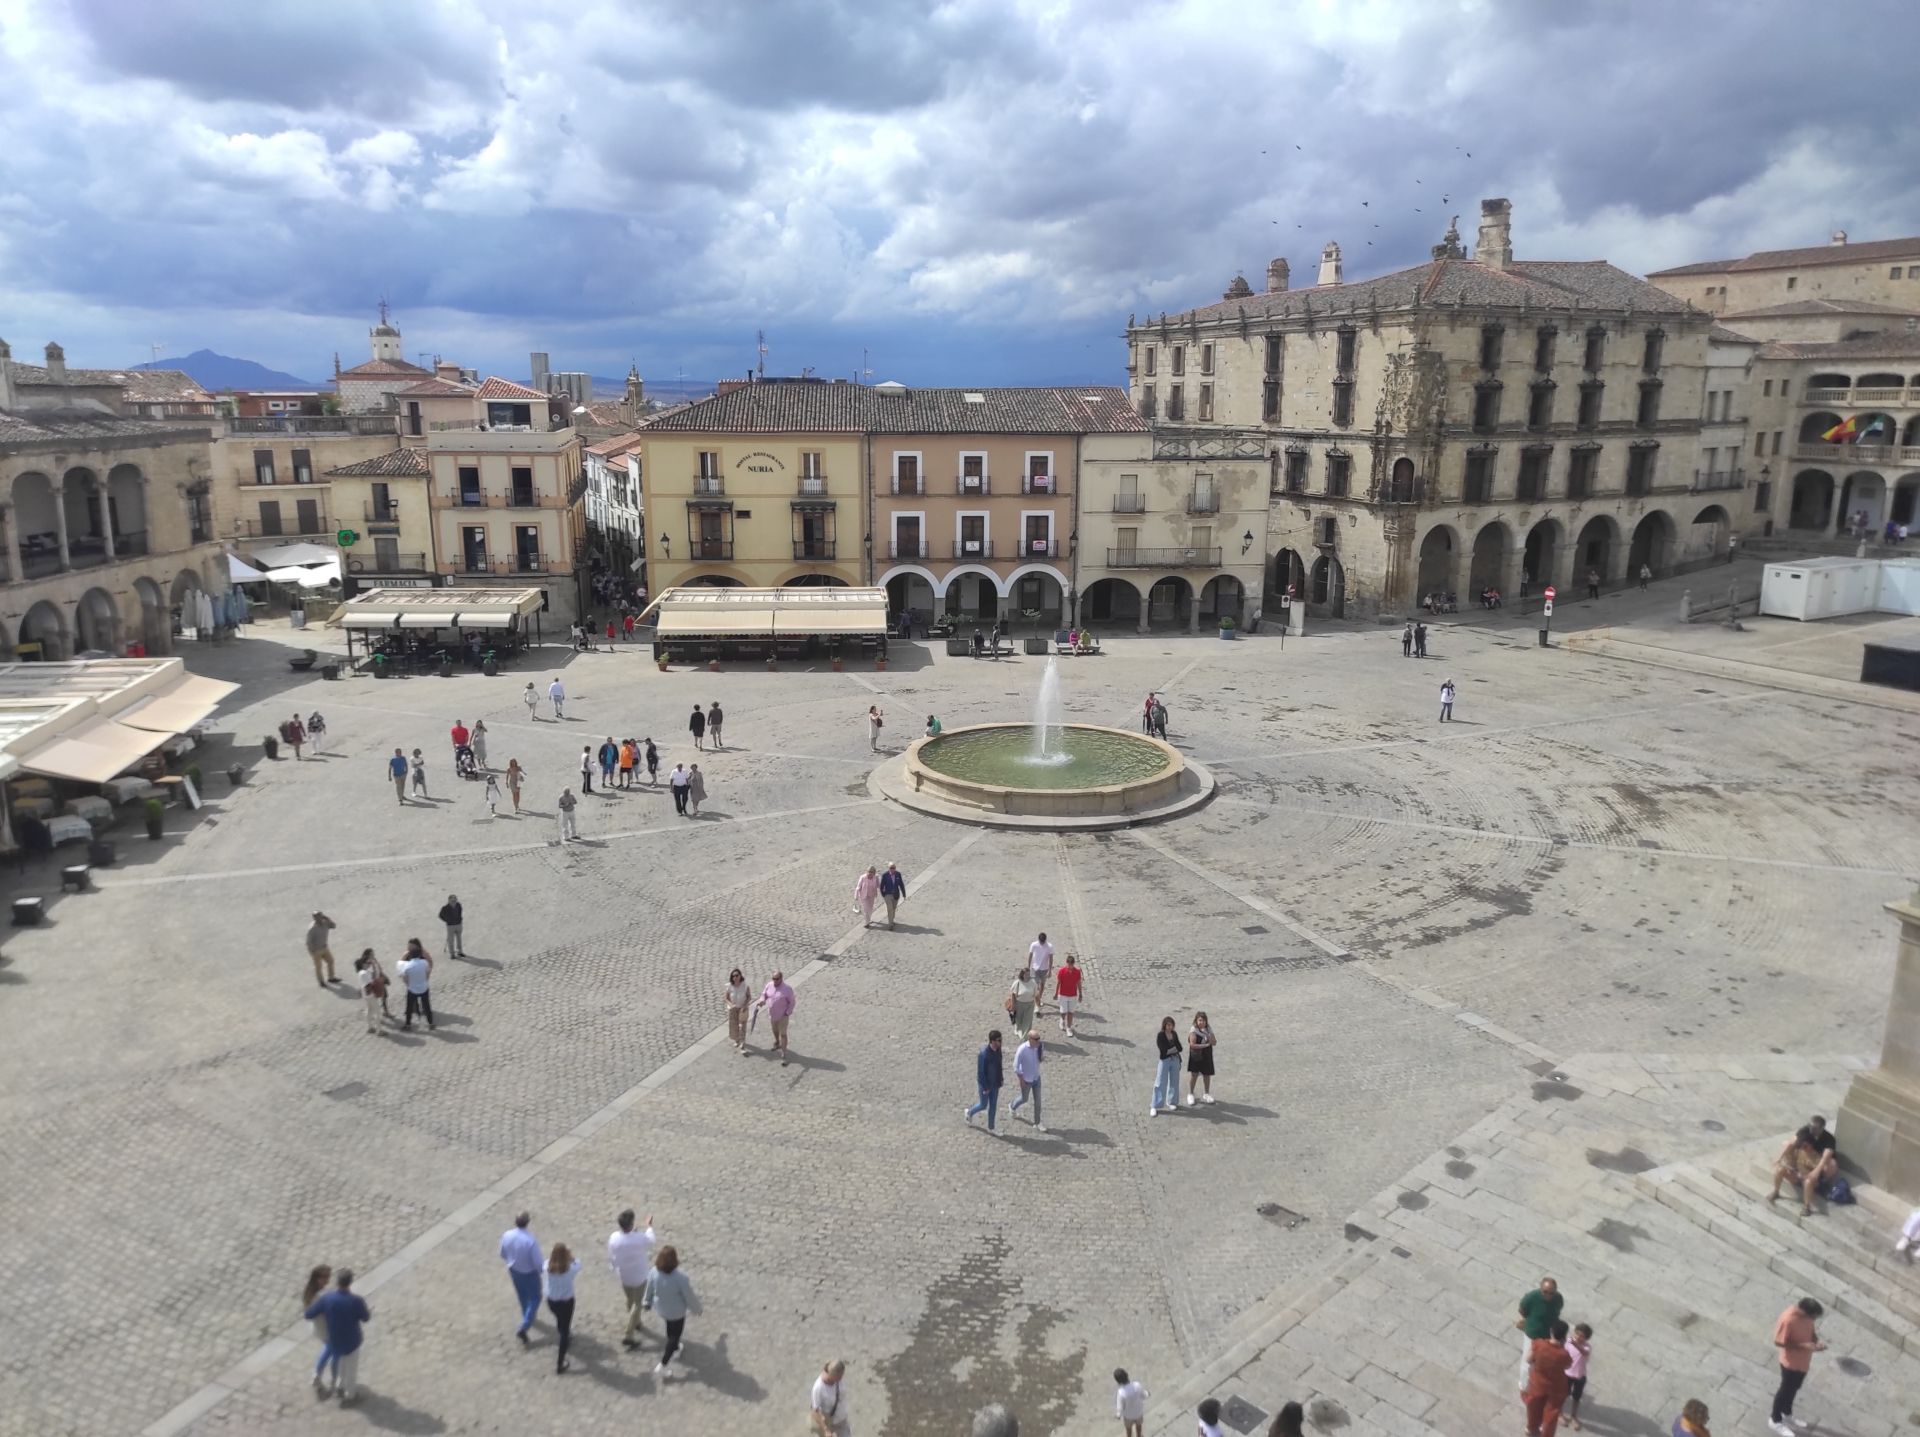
[1636,1165,1920,1358]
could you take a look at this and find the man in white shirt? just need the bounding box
[810,1359,851,1434]
[396,949,433,1031]
[607,1208,656,1348]
[547,677,566,720]
[1113,1367,1149,1437]
[1009,1030,1044,1132]
[1027,931,1055,1002]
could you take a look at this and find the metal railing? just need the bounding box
[1105,546,1222,568]
[347,552,428,574]
[1019,538,1060,558]
[1794,442,1920,464]
[236,516,331,537]
[1110,495,1145,512]
[890,476,924,495]
[692,476,724,496]
[952,540,995,559]
[796,476,828,496]
[1690,468,1746,492]
[1020,475,1057,495]
[793,541,836,560]
[364,501,401,522]
[505,490,546,509]
[888,539,928,559]
[446,490,498,508]
[230,415,397,436]
[956,475,991,495]
[688,540,734,560]
[1186,494,1219,513]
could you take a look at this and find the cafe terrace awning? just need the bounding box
[114,674,241,735]
[333,586,545,630]
[647,586,888,641]
[0,659,239,786]
[17,713,166,783]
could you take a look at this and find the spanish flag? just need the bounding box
[1822,415,1859,442]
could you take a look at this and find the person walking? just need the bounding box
[669,762,691,816]
[306,710,327,756]
[1414,621,1427,658]
[305,910,338,987]
[499,1212,544,1345]
[470,720,488,769]
[1114,1367,1149,1437]
[1770,1296,1825,1435]
[523,681,540,721]
[965,1029,1004,1133]
[547,677,566,720]
[353,951,385,1034]
[285,713,307,760]
[1673,1397,1712,1436]
[303,1264,332,1358]
[505,758,525,812]
[1515,1277,1564,1390]
[545,1243,581,1373]
[1638,562,1652,591]
[556,787,579,842]
[387,747,409,804]
[1027,931,1055,1000]
[1585,567,1600,600]
[598,737,618,789]
[618,738,637,789]
[1564,1322,1593,1431]
[706,701,724,750]
[579,744,594,795]
[1438,678,1456,723]
[304,1268,371,1403]
[1186,1011,1217,1105]
[1401,621,1413,657]
[397,938,434,1030]
[1151,1016,1182,1116]
[725,968,751,1052]
[853,865,882,927]
[1522,1318,1574,1437]
[867,705,884,751]
[644,737,660,785]
[878,862,907,928]
[605,617,617,649]
[607,1209,657,1348]
[1197,1397,1226,1437]
[484,771,503,816]
[409,747,428,797]
[361,947,393,1023]
[810,1359,851,1435]
[642,1245,701,1379]
[1152,695,1168,740]
[1054,952,1082,1036]
[1009,1028,1044,1131]
[755,970,796,1065]
[438,894,465,960]
[688,703,707,752]
[1142,692,1156,734]
[622,611,636,643]
[687,764,706,816]
[1007,968,1039,1036]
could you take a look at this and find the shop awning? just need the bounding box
[396,614,449,629]
[656,608,775,639]
[19,715,164,784]
[456,613,515,629]
[340,612,401,629]
[228,553,269,583]
[115,675,242,736]
[773,600,888,637]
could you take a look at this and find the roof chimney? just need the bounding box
[1830,229,1848,246]
[1267,257,1290,293]
[1476,198,1512,271]
[43,341,66,383]
[0,338,13,412]
[1317,241,1343,287]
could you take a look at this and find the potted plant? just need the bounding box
[1217,615,1237,640]
[227,763,245,787]
[142,798,164,841]
[438,654,455,678]
[707,658,721,673]
[263,732,280,759]
[185,763,203,795]
[657,652,669,671]
[481,651,499,677]
[875,654,889,671]
[373,653,391,679]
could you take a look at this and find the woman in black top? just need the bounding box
[1151,1016,1182,1116]
[1186,1011,1217,1106]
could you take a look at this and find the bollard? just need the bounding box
[971,1403,1019,1437]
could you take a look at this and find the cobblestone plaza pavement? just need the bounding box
[3,599,1918,1435]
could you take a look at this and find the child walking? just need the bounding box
[1113,1367,1148,1437]
[1564,1323,1593,1430]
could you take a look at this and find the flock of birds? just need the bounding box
[1258,144,1475,246]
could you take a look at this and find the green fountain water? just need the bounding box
[916,725,1168,791]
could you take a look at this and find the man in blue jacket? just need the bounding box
[878,862,908,929]
[305,1268,371,1402]
[965,1030,1004,1134]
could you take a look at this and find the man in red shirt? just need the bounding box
[1770,1297,1825,1435]
[1053,953,1083,1037]
[450,719,471,751]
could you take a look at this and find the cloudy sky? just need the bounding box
[1,0,1915,390]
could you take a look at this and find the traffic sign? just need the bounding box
[1543,585,1556,601]
[1543,599,1554,617]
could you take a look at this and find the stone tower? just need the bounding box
[370,300,403,362]
[1317,242,1343,287]
[1475,199,1513,271]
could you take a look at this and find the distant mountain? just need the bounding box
[131,349,324,392]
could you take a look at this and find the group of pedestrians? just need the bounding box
[1140,691,1168,739]
[587,736,663,790]
[723,968,798,1063]
[853,863,908,928]
[1399,620,1429,658]
[306,906,466,1035]
[496,1210,697,1379]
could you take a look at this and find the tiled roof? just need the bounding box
[0,407,205,445]
[1650,235,1920,278]
[324,447,431,477]
[119,369,211,402]
[580,402,627,427]
[475,376,548,401]
[338,357,433,379]
[10,362,145,390]
[1158,256,1695,329]
[643,381,1147,436]
[392,377,476,398]
[1709,324,1761,344]
[1719,298,1920,320]
[585,431,646,458]
[1757,336,1920,361]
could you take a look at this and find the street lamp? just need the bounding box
[1241,529,1255,554]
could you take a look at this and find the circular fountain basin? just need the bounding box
[902,722,1188,820]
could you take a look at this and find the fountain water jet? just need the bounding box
[1030,656,1066,763]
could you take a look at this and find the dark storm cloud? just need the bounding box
[2,0,1915,385]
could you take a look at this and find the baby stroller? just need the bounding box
[455,744,481,779]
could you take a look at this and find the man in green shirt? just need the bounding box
[925,715,942,737]
[1516,1276,1563,1391]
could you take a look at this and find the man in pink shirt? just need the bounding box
[755,971,797,1066]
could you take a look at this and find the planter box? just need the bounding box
[945,637,971,656]
[1022,636,1048,654]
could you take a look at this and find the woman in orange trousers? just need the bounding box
[1524,1319,1574,1437]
